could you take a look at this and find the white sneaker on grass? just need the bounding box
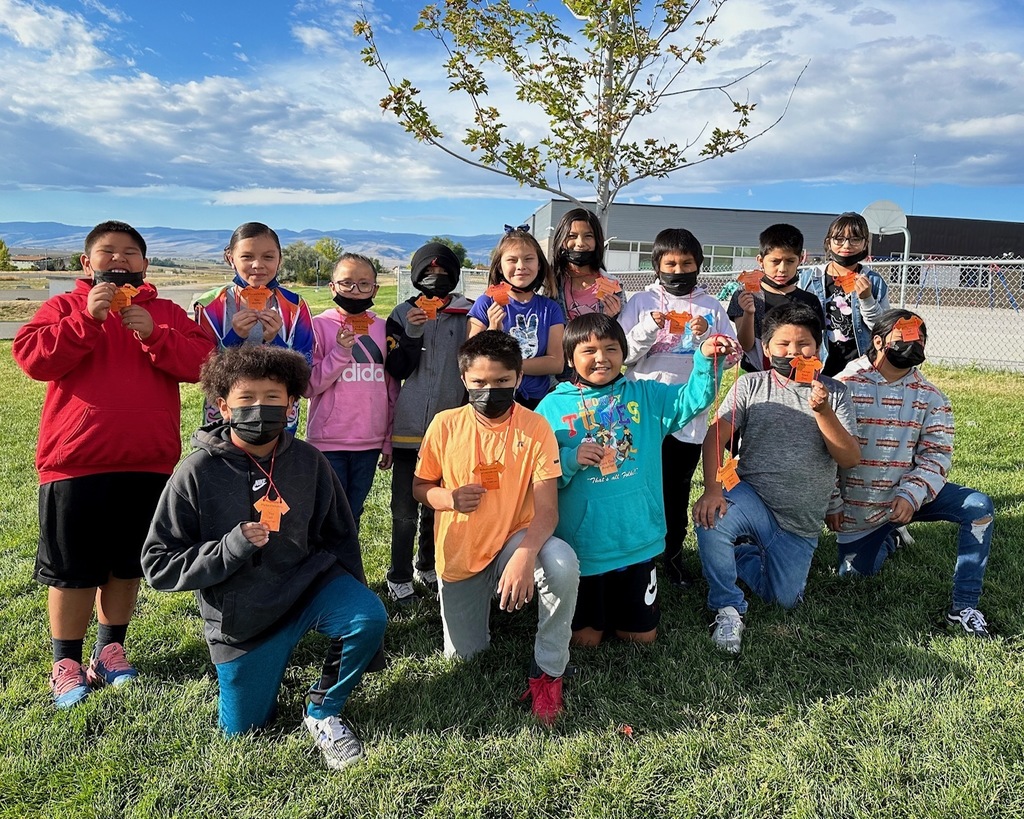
[304,714,364,770]
[711,606,745,654]
[946,606,992,638]
[414,568,438,595]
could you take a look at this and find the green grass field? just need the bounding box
[2,303,1023,817]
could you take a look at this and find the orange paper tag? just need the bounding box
[599,446,618,476]
[717,456,740,490]
[664,310,692,334]
[346,313,374,335]
[792,355,823,384]
[485,283,511,306]
[253,494,290,532]
[109,284,140,314]
[833,271,857,294]
[894,316,922,341]
[242,286,271,311]
[415,295,446,319]
[593,277,621,300]
[737,270,763,293]
[475,461,505,490]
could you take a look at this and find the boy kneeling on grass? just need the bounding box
[693,303,861,655]
[142,345,386,770]
[413,331,579,725]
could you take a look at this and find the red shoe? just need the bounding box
[520,672,563,726]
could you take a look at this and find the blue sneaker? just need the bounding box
[86,642,138,687]
[50,659,90,708]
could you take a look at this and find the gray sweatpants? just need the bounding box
[438,529,579,678]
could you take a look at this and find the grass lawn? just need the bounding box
[2,319,1023,817]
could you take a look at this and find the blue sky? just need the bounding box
[1,0,1023,238]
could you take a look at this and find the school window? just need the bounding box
[702,245,758,273]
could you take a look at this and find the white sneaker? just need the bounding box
[387,579,419,605]
[413,568,438,595]
[894,525,915,547]
[303,714,364,770]
[711,606,745,654]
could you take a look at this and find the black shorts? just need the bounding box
[571,558,660,635]
[36,472,169,588]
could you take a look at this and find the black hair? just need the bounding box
[759,223,804,257]
[457,330,523,375]
[200,345,310,404]
[334,253,377,279]
[652,228,704,271]
[563,313,627,364]
[550,207,606,279]
[762,302,823,348]
[868,308,928,362]
[824,212,870,255]
[84,221,147,257]
[487,229,556,295]
[224,222,282,261]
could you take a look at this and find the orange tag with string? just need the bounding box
[109,284,139,313]
[346,313,374,335]
[664,310,692,334]
[792,355,823,384]
[253,494,290,532]
[737,270,763,293]
[485,283,511,306]
[833,270,857,294]
[475,461,505,490]
[415,295,446,319]
[599,446,618,476]
[242,286,271,311]
[594,277,621,300]
[717,456,740,490]
[895,316,922,341]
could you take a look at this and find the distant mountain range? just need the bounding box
[0,221,499,267]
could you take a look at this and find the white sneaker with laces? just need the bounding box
[946,606,992,638]
[413,568,438,595]
[711,606,745,654]
[387,579,419,605]
[304,714,364,770]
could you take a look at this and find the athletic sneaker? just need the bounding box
[50,658,90,708]
[303,713,364,770]
[947,607,992,638]
[710,607,745,654]
[413,568,439,595]
[520,672,563,726]
[386,579,420,605]
[894,525,915,547]
[86,642,139,687]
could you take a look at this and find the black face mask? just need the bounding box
[828,248,869,268]
[501,275,542,294]
[94,270,144,288]
[228,404,288,446]
[762,274,799,290]
[414,274,454,297]
[884,340,926,369]
[570,369,624,389]
[332,293,374,314]
[659,273,698,297]
[770,355,796,377]
[466,387,517,419]
[560,248,599,268]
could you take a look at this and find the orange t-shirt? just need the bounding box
[415,404,562,582]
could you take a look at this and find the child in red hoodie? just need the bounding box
[13,220,215,708]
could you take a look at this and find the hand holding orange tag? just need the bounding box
[253,494,290,532]
[599,446,618,476]
[717,456,740,490]
[894,316,923,341]
[415,295,446,319]
[664,310,692,334]
[242,285,271,311]
[346,313,374,335]
[737,270,763,293]
[832,270,857,294]
[792,355,823,384]
[593,277,621,300]
[475,461,505,490]
[109,284,140,314]
[485,283,511,306]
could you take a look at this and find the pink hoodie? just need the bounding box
[305,308,398,455]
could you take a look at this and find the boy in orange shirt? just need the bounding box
[413,331,579,725]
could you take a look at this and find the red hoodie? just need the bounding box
[13,279,216,483]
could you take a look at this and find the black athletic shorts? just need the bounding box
[36,472,169,588]
[571,558,660,635]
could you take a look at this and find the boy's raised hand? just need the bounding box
[257,309,283,343]
[406,306,429,326]
[450,484,487,514]
[120,304,154,339]
[242,521,271,548]
[650,311,667,329]
[809,379,830,413]
[485,300,506,330]
[738,291,756,315]
[86,281,116,322]
[689,314,710,336]
[575,441,605,467]
[699,334,741,363]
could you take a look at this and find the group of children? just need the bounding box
[13,212,996,771]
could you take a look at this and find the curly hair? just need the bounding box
[200,345,310,403]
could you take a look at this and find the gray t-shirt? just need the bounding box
[716,371,857,537]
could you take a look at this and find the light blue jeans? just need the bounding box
[837,482,993,611]
[696,481,817,615]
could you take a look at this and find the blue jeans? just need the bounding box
[322,449,380,530]
[696,481,817,614]
[215,573,387,735]
[837,482,993,610]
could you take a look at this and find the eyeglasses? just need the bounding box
[829,236,867,247]
[333,281,376,294]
